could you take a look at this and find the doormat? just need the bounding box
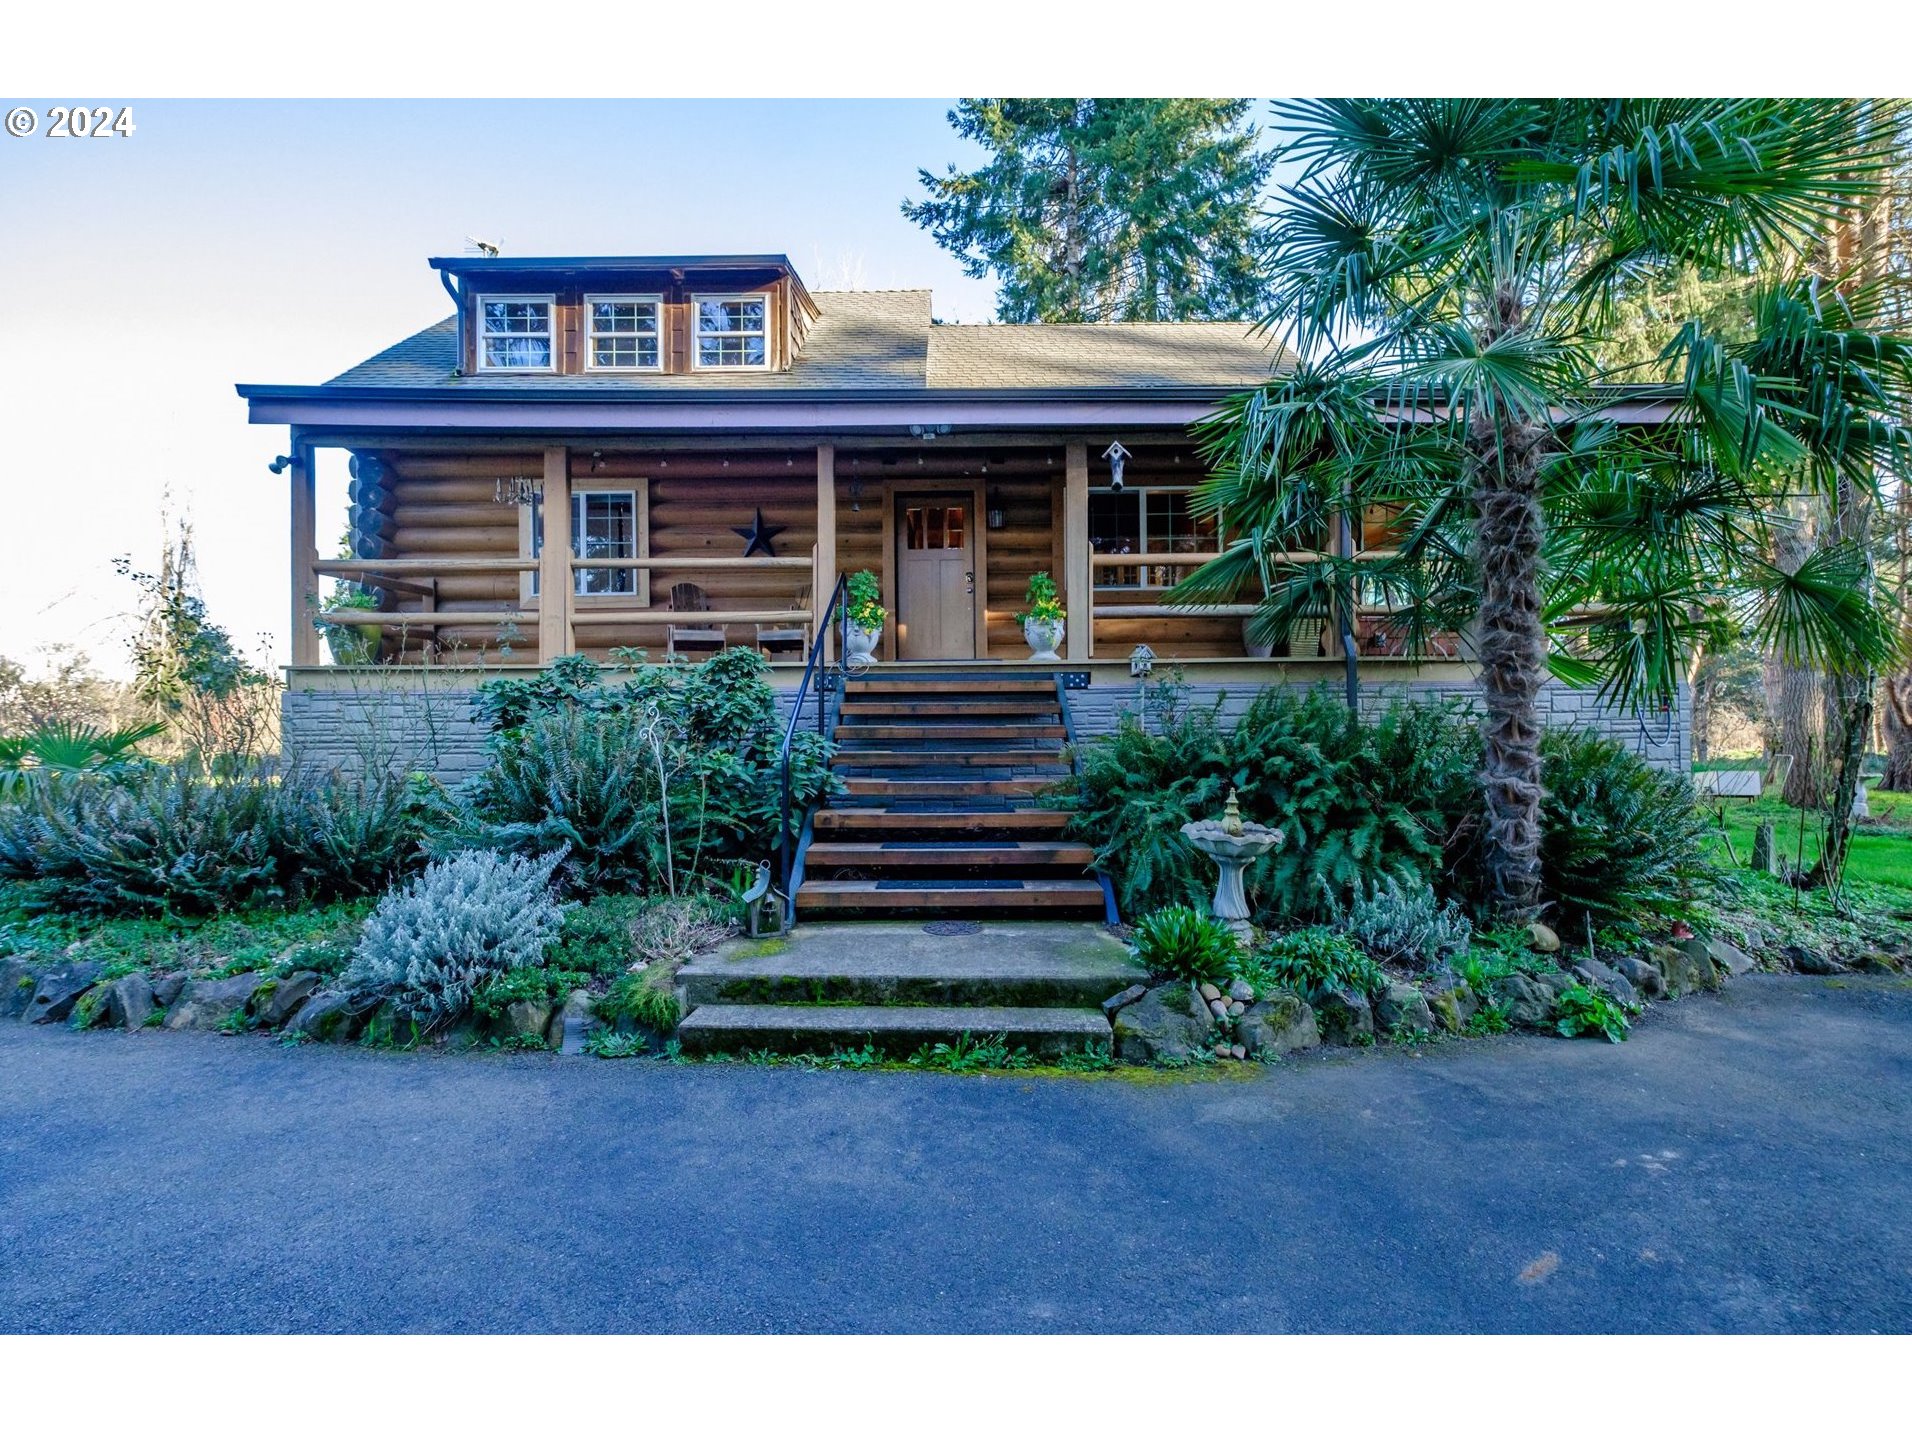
[922,920,984,936]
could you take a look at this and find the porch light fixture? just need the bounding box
[493,474,542,506]
[590,450,605,472]
[849,477,864,513]
[986,487,1006,530]
[1103,440,1131,491]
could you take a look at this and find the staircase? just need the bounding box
[794,672,1114,920]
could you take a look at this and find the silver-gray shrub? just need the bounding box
[344,847,568,1029]
[1336,876,1472,970]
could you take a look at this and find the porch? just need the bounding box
[284,437,1419,676]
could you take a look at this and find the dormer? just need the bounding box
[427,254,819,378]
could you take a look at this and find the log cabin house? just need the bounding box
[238,253,1689,838]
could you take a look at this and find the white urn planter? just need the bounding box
[845,623,881,666]
[1023,616,1065,660]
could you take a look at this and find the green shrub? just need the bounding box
[454,651,834,898]
[0,757,432,917]
[1248,926,1388,1000]
[551,892,647,977]
[1055,685,1477,922]
[1337,877,1472,970]
[344,849,567,1031]
[597,966,682,1034]
[1131,905,1238,984]
[1537,730,1713,937]
[1553,981,1630,1042]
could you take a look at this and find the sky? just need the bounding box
[0,99,1007,677]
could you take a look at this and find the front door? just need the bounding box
[896,494,976,659]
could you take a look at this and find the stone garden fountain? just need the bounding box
[1180,789,1283,942]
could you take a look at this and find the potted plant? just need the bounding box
[844,569,885,664]
[316,583,380,664]
[1019,572,1066,660]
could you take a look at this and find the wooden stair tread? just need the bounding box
[838,701,1058,717]
[813,808,1071,831]
[806,841,1094,866]
[838,724,1067,741]
[796,878,1107,909]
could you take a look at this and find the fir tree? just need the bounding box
[903,99,1272,323]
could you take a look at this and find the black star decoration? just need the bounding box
[733,507,786,558]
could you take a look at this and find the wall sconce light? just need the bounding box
[987,487,1006,530]
[1104,440,1131,491]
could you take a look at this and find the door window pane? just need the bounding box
[904,505,967,550]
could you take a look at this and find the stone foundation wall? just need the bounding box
[285,672,1687,782]
[282,682,826,784]
[281,685,494,784]
[1066,676,1691,774]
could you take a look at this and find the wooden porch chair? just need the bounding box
[666,582,727,661]
[755,585,811,662]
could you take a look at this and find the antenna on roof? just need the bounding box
[464,236,501,258]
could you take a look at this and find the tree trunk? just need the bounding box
[1470,412,1549,922]
[1812,667,1874,889]
[1883,673,1912,791]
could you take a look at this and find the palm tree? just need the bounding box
[1187,99,1905,921]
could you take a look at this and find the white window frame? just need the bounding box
[1089,485,1222,590]
[690,292,771,369]
[583,293,664,371]
[520,481,649,605]
[476,294,557,373]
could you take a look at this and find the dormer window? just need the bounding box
[586,296,662,370]
[478,296,554,370]
[694,295,767,368]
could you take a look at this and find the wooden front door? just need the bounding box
[895,493,976,659]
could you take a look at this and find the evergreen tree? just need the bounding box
[903,99,1272,323]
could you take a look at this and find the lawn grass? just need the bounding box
[1699,785,1912,892]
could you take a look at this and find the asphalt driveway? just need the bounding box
[2,974,1909,1333]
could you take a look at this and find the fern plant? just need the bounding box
[344,848,568,1031]
[1537,730,1714,936]
[1054,687,1477,922]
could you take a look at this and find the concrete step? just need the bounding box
[679,920,1141,1010]
[795,878,1107,911]
[675,1003,1115,1058]
[805,840,1096,868]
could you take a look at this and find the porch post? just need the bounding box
[816,443,836,662]
[539,446,573,661]
[288,450,320,667]
[1064,441,1091,660]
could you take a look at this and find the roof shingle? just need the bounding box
[321,289,1287,394]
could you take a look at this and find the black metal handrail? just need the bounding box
[777,572,848,920]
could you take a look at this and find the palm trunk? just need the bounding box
[1470,417,1548,922]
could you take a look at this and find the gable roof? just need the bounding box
[319,288,1287,396]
